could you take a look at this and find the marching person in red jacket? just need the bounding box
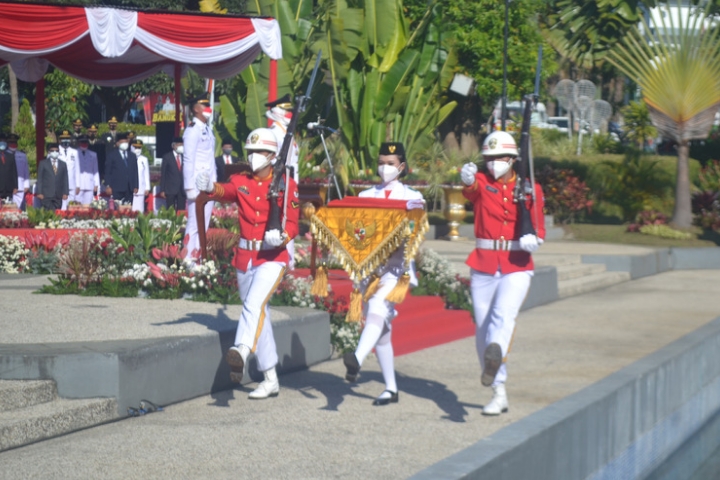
[196,127,300,400]
[460,130,545,416]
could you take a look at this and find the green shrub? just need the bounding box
[638,224,694,240]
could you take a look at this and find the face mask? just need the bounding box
[249,152,271,172]
[8,144,16,152]
[222,148,233,156]
[60,141,70,148]
[174,145,184,155]
[132,147,142,156]
[202,107,213,120]
[119,142,129,151]
[79,144,88,151]
[486,160,513,179]
[0,142,7,151]
[49,151,59,159]
[378,165,400,183]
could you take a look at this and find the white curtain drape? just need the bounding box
[85,8,138,58]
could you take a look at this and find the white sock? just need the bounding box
[354,323,382,366]
[375,328,396,393]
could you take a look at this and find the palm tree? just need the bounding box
[607,1,720,228]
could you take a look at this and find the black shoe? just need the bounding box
[372,390,399,406]
[481,343,502,387]
[343,352,360,382]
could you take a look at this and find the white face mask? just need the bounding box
[174,145,184,155]
[49,151,60,159]
[132,147,142,156]
[378,164,401,183]
[486,160,513,179]
[119,142,129,151]
[202,108,213,120]
[249,152,271,172]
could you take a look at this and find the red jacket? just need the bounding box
[210,172,300,272]
[462,172,545,275]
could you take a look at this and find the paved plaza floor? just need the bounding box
[2,268,720,479]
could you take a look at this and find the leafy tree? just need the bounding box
[621,101,656,151]
[44,69,93,133]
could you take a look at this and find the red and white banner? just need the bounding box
[0,3,282,86]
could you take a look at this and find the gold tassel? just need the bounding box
[347,288,363,323]
[310,264,329,297]
[385,272,411,304]
[363,274,382,302]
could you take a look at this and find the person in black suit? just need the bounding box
[0,135,18,200]
[104,132,138,205]
[35,143,68,210]
[214,138,243,182]
[159,137,186,211]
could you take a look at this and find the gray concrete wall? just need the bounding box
[412,316,720,480]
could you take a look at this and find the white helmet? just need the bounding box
[482,131,518,157]
[245,128,278,153]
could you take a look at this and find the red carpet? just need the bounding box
[292,268,474,356]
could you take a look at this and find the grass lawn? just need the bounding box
[564,224,720,248]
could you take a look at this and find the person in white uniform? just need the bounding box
[266,95,299,269]
[8,134,29,209]
[58,130,79,210]
[131,139,150,213]
[343,142,425,406]
[74,135,100,205]
[183,93,217,263]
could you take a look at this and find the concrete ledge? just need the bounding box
[0,307,330,415]
[670,247,720,270]
[582,249,672,279]
[522,266,559,311]
[412,316,720,480]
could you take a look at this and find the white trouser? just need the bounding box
[132,193,145,212]
[13,190,24,209]
[364,270,400,322]
[76,190,94,205]
[236,261,286,372]
[286,239,295,270]
[471,268,532,386]
[184,199,214,261]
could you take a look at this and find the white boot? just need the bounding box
[482,383,508,416]
[248,367,279,399]
[226,345,250,384]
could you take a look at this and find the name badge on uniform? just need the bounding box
[238,186,249,195]
[486,185,499,193]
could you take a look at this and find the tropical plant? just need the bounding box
[697,160,720,192]
[621,101,657,151]
[44,69,93,133]
[606,1,720,228]
[535,165,594,224]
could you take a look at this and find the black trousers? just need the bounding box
[165,191,187,211]
[41,197,62,210]
[112,190,133,205]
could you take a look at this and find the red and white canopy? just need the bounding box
[0,2,282,86]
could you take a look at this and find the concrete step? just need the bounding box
[0,380,57,412]
[533,254,582,267]
[555,263,607,281]
[0,397,118,452]
[558,271,631,299]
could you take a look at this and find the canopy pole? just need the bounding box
[268,59,277,127]
[35,78,45,165]
[174,63,181,136]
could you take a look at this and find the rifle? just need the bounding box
[514,45,542,239]
[265,50,322,234]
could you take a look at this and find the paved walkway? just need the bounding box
[2,266,720,478]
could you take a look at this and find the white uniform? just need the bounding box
[133,153,150,212]
[183,118,217,262]
[353,179,425,396]
[75,148,100,205]
[11,150,29,209]
[59,145,79,209]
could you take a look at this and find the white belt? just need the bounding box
[238,238,277,251]
[476,238,521,251]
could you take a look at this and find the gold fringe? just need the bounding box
[362,274,382,302]
[385,272,411,304]
[310,264,328,297]
[347,288,363,322]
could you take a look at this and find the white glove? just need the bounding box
[195,172,213,193]
[461,163,478,186]
[519,234,540,253]
[264,229,285,247]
